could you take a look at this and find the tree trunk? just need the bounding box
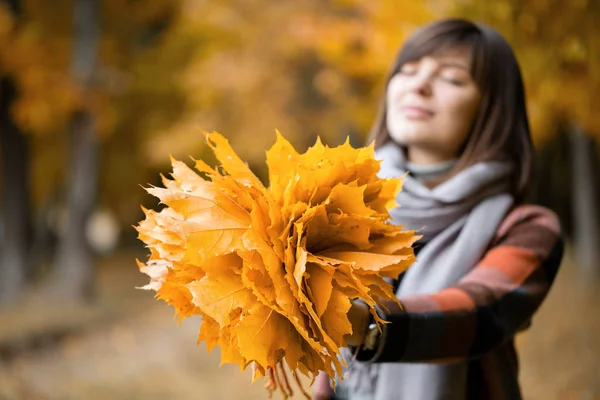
[0,0,31,305]
[0,78,31,304]
[570,123,600,280]
[53,0,99,301]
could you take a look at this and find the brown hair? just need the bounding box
[368,18,534,202]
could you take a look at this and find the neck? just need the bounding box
[405,146,456,166]
[406,158,456,185]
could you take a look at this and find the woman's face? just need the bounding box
[386,46,481,165]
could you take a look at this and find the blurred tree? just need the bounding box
[51,0,185,299]
[569,124,599,279]
[53,0,100,300]
[0,0,85,303]
[0,0,33,304]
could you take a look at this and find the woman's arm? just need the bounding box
[358,205,564,364]
[313,371,333,400]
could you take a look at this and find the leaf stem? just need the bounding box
[293,369,311,400]
[265,366,277,398]
[278,361,294,398]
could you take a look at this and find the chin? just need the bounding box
[388,128,430,147]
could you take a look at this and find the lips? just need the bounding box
[400,105,434,119]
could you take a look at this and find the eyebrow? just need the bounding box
[438,60,470,71]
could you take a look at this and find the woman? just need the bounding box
[314,18,564,400]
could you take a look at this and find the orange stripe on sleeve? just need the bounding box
[479,245,539,285]
[429,287,476,311]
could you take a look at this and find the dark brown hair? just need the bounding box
[368,18,534,201]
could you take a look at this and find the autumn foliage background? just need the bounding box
[0,0,599,399]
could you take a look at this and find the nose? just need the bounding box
[407,71,433,96]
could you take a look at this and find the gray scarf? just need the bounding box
[342,141,514,400]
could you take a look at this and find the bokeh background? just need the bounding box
[0,0,599,399]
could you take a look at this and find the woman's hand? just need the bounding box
[344,299,372,347]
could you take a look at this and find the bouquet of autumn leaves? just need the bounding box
[135,131,417,398]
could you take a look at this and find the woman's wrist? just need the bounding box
[344,299,372,347]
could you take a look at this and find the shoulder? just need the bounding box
[497,204,561,238]
[493,204,563,260]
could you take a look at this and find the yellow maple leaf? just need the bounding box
[135,131,419,399]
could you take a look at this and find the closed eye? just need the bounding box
[398,63,418,75]
[440,76,466,86]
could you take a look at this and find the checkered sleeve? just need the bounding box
[359,205,564,364]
